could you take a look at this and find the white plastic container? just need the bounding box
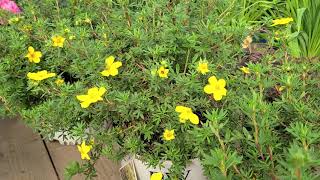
[120,155,207,180]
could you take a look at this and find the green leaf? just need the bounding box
[296,8,306,32]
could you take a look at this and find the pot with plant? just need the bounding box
[0,0,241,179]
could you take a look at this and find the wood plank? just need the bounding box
[0,118,58,180]
[46,141,121,180]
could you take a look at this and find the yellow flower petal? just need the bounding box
[208,76,218,84]
[204,84,214,94]
[98,87,107,96]
[80,101,91,108]
[272,17,293,26]
[150,172,163,180]
[28,46,34,53]
[109,67,119,76]
[217,79,226,87]
[105,56,115,66]
[175,106,189,113]
[112,61,122,69]
[240,66,250,74]
[189,113,199,125]
[213,91,225,101]
[76,95,89,102]
[101,70,110,76]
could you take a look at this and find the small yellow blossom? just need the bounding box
[89,138,95,147]
[163,129,175,141]
[204,76,227,101]
[275,85,286,92]
[175,106,199,124]
[27,70,56,81]
[197,61,209,75]
[64,28,70,33]
[240,66,250,74]
[76,87,106,108]
[101,56,122,77]
[77,141,91,160]
[84,18,91,23]
[150,172,163,180]
[158,66,169,78]
[52,35,66,48]
[8,17,20,24]
[242,36,252,49]
[25,46,42,63]
[55,78,64,85]
[272,17,293,26]
[22,25,32,32]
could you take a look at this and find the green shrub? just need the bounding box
[0,0,319,179]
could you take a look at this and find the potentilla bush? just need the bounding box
[1,0,319,179]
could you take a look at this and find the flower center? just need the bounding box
[30,53,35,58]
[215,84,222,91]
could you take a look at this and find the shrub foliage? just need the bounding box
[0,0,319,179]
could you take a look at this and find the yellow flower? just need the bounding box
[55,78,64,85]
[27,70,56,81]
[175,106,199,125]
[52,35,66,48]
[275,85,286,92]
[76,87,106,108]
[150,172,163,180]
[89,138,95,147]
[158,66,169,78]
[77,141,91,160]
[274,31,280,40]
[25,46,42,63]
[240,66,250,74]
[242,36,252,49]
[272,17,293,26]
[197,61,209,75]
[204,76,227,101]
[8,17,20,24]
[101,56,122,77]
[84,18,91,23]
[22,25,32,32]
[163,129,175,141]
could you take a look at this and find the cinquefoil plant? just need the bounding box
[1,0,319,180]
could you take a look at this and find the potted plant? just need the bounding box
[0,0,248,179]
[3,1,318,180]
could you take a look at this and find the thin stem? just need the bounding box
[184,49,191,74]
[55,0,61,21]
[252,108,265,161]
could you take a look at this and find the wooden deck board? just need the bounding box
[46,141,121,180]
[0,118,58,180]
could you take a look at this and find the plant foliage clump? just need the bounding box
[0,0,319,179]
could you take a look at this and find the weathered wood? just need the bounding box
[46,141,121,180]
[0,118,58,180]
